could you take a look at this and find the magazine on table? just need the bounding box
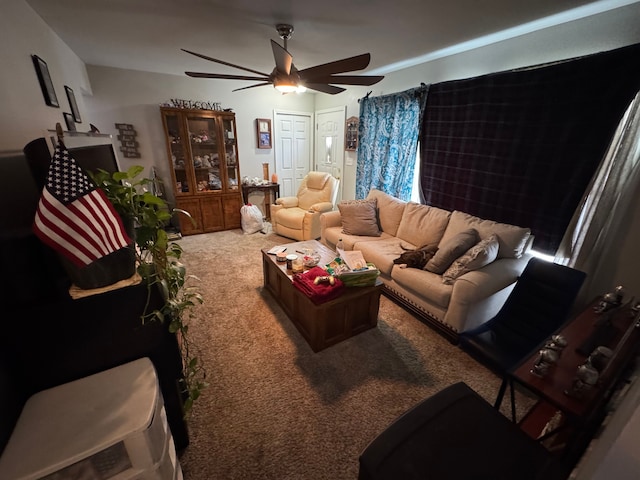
[267,245,288,255]
[338,249,368,272]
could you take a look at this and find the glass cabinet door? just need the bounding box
[223,118,240,191]
[165,113,190,194]
[186,114,222,192]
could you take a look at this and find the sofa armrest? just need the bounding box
[271,203,283,222]
[455,256,531,300]
[310,201,334,213]
[444,254,533,333]
[276,196,299,208]
[321,210,342,229]
[320,210,342,246]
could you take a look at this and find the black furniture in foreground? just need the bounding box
[458,257,586,406]
[358,382,569,480]
[0,148,189,456]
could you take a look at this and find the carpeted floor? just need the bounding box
[175,229,529,479]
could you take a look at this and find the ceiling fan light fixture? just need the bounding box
[182,24,383,95]
[274,77,299,94]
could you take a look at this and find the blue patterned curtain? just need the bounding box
[356,86,428,200]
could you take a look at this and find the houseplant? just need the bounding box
[90,165,206,416]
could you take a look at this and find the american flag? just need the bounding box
[33,143,132,267]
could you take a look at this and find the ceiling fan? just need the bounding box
[182,24,384,95]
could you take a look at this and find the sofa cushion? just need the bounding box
[356,237,412,276]
[392,266,453,309]
[395,203,451,248]
[425,228,479,274]
[443,234,500,285]
[322,226,394,251]
[338,199,381,237]
[366,189,407,237]
[439,211,531,259]
[276,207,306,229]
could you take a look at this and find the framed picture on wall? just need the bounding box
[256,118,272,149]
[63,112,76,132]
[65,86,82,123]
[32,54,59,107]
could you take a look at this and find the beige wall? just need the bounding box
[0,0,92,151]
[1,0,640,300]
[82,65,315,203]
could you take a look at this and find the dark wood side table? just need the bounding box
[496,297,640,463]
[242,183,280,220]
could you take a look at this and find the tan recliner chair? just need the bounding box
[271,171,339,241]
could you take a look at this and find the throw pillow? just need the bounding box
[439,211,531,259]
[442,234,500,285]
[425,228,479,274]
[338,199,381,236]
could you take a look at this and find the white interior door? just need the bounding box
[274,111,313,198]
[315,107,345,201]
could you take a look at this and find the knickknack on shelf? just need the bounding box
[345,116,359,151]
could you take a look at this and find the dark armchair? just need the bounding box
[458,257,586,405]
[358,382,569,480]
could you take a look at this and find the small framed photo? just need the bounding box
[65,86,82,123]
[256,118,272,149]
[63,112,76,132]
[32,54,59,107]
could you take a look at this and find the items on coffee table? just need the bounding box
[292,256,304,273]
[292,266,345,304]
[262,239,382,352]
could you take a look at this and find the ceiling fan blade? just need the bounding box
[232,83,273,92]
[303,75,384,86]
[303,83,346,95]
[270,40,292,75]
[298,53,371,78]
[185,72,269,81]
[182,48,270,77]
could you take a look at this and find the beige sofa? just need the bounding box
[320,189,534,341]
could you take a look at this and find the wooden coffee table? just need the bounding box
[262,239,382,352]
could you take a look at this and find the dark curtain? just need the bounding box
[419,43,640,254]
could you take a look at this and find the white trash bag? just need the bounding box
[241,204,264,234]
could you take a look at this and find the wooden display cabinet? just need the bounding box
[160,107,242,234]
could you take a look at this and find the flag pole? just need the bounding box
[55,122,66,148]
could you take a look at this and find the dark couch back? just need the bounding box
[0,149,70,454]
[0,358,26,456]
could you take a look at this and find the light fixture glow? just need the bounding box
[274,77,298,93]
[274,76,307,94]
[274,84,298,93]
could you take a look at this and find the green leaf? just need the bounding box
[126,165,145,179]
